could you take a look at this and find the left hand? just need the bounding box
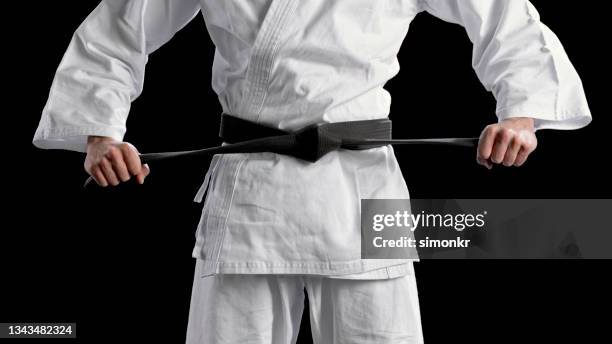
[477,117,538,169]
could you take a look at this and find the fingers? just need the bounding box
[100,157,120,186]
[514,131,537,167]
[108,146,131,182]
[106,143,149,185]
[89,166,108,187]
[477,125,498,163]
[476,155,493,170]
[503,136,522,167]
[514,147,530,167]
[120,143,149,184]
[490,129,513,164]
[136,164,150,184]
[120,143,143,176]
[477,123,537,169]
[84,141,149,187]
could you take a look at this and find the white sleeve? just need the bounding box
[420,0,592,131]
[33,0,201,152]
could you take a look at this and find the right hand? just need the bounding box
[84,136,150,187]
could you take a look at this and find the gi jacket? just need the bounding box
[33,0,591,278]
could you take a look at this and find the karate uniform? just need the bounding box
[33,0,591,343]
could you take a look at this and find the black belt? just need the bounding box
[84,113,478,187]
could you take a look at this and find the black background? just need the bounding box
[2,1,611,343]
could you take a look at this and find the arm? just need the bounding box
[33,0,201,185]
[420,0,591,168]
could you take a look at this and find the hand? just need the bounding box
[477,117,538,169]
[84,136,150,187]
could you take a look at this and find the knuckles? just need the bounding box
[478,123,538,168]
[105,146,121,160]
[498,128,515,142]
[525,138,538,152]
[84,141,145,185]
[485,124,497,131]
[118,142,133,154]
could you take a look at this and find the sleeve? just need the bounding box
[419,0,592,131]
[33,0,201,152]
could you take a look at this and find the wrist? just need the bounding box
[87,136,117,147]
[500,117,535,131]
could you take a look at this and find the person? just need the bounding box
[32,0,591,343]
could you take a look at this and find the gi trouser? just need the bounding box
[186,259,424,344]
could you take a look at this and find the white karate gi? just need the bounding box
[33,0,591,343]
